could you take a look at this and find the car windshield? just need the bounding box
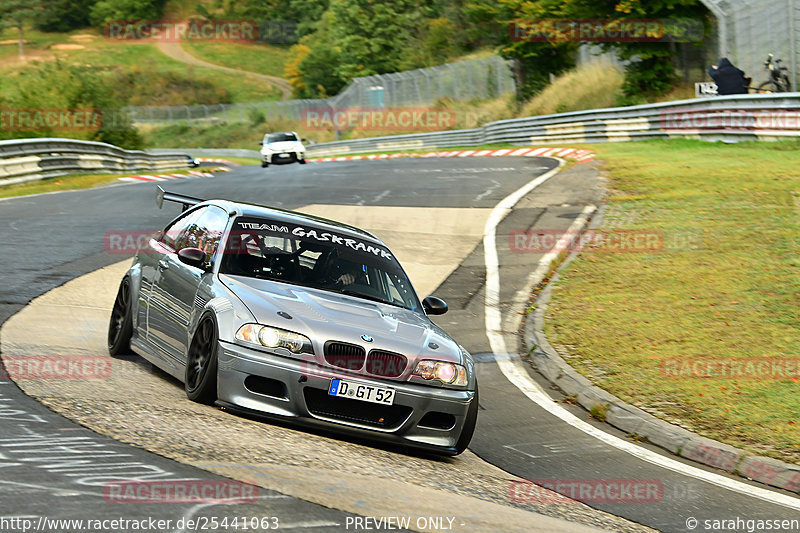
[219,217,421,312]
[266,133,298,143]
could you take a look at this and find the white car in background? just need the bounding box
[259,132,307,167]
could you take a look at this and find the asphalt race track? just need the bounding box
[1,158,798,532]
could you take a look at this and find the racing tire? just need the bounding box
[454,383,479,455]
[185,313,219,404]
[299,158,307,165]
[107,277,133,356]
[261,161,269,168]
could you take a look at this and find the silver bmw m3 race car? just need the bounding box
[108,187,478,455]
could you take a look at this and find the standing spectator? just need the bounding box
[708,58,748,95]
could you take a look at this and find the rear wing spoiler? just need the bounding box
[156,185,203,211]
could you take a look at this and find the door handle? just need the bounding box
[158,260,170,271]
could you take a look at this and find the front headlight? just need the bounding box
[412,360,468,386]
[235,324,312,354]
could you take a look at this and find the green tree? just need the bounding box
[466,0,708,100]
[4,61,142,149]
[559,0,709,99]
[0,0,43,59]
[89,0,167,27]
[285,43,311,96]
[430,0,481,50]
[291,0,330,36]
[327,0,420,80]
[398,17,458,70]
[213,0,293,18]
[465,0,577,100]
[203,0,328,36]
[35,0,97,32]
[293,11,345,98]
[284,0,486,97]
[392,0,474,68]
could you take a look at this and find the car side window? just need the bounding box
[379,270,416,308]
[182,207,228,258]
[161,209,202,251]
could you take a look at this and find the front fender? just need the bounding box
[200,296,256,345]
[126,261,143,329]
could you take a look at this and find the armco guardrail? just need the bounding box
[305,93,800,157]
[0,138,194,186]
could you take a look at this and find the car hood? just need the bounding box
[220,274,463,367]
[263,141,303,151]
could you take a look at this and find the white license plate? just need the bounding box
[328,379,395,405]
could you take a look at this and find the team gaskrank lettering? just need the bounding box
[236,222,393,260]
[238,222,289,232]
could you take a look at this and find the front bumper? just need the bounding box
[262,151,302,164]
[217,341,475,454]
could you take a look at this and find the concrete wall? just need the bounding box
[575,1,800,91]
[704,0,799,90]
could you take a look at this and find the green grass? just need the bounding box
[138,95,520,149]
[139,115,534,151]
[216,156,260,165]
[0,168,198,199]
[67,40,281,103]
[182,41,291,79]
[519,61,625,117]
[544,139,800,463]
[141,121,271,149]
[0,28,281,103]
[0,26,79,63]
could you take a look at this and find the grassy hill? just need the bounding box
[0,26,288,105]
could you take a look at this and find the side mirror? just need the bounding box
[258,141,263,145]
[422,296,448,315]
[301,137,308,142]
[177,247,207,269]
